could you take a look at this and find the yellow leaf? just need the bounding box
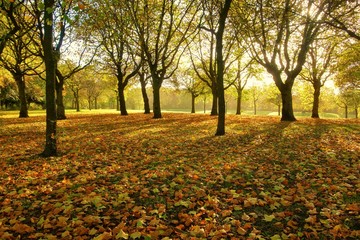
[130,232,142,239]
[116,229,129,239]
[264,214,275,222]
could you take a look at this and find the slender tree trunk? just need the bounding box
[88,96,92,110]
[56,76,66,120]
[41,0,57,157]
[210,85,218,116]
[152,77,162,119]
[254,99,257,115]
[345,105,348,118]
[215,0,232,136]
[75,90,80,112]
[311,83,321,118]
[355,107,358,119]
[94,97,98,109]
[191,93,196,113]
[203,96,206,113]
[14,75,29,118]
[236,89,242,115]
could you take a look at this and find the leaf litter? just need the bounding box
[0,113,359,239]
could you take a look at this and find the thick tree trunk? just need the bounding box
[118,86,128,116]
[41,0,57,157]
[280,86,296,121]
[311,85,321,118]
[191,93,196,113]
[152,80,162,118]
[56,77,66,120]
[210,86,218,116]
[14,75,28,118]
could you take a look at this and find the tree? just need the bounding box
[174,68,206,113]
[0,14,43,118]
[0,72,18,110]
[300,36,338,118]
[86,0,141,116]
[247,85,261,115]
[264,84,282,116]
[138,59,151,114]
[335,41,360,91]
[41,0,57,157]
[214,0,232,136]
[232,0,331,121]
[0,0,21,55]
[322,0,360,41]
[190,0,237,116]
[127,0,200,118]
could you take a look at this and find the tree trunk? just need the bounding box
[152,78,162,119]
[210,85,218,116]
[215,0,232,136]
[254,99,257,115]
[14,75,28,118]
[191,93,196,113]
[88,96,92,110]
[141,85,150,114]
[203,96,206,113]
[75,90,80,112]
[345,105,348,118]
[355,107,358,119]
[236,89,242,115]
[94,97,98,109]
[280,85,296,121]
[311,83,321,118]
[118,86,128,116]
[41,0,57,157]
[56,76,66,120]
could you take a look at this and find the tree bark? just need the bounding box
[74,89,80,112]
[311,83,321,118]
[118,85,128,115]
[191,93,196,113]
[152,79,162,119]
[141,84,150,114]
[280,86,296,121]
[41,0,57,157]
[210,86,218,116]
[236,89,242,115]
[345,105,348,118]
[215,0,232,136]
[14,75,29,118]
[56,74,66,119]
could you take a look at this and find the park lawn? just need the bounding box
[0,112,359,239]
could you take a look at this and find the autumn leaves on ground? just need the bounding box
[0,113,359,240]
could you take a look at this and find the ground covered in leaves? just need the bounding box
[0,112,359,240]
